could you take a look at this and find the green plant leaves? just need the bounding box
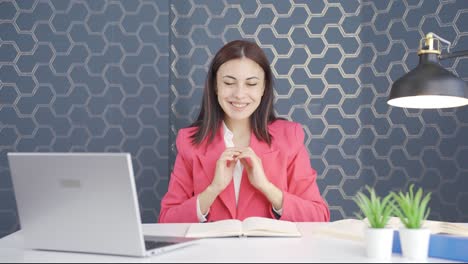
[353,184,432,229]
[353,186,394,228]
[390,184,432,229]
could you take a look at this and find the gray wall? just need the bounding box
[1,0,467,238]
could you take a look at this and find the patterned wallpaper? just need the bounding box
[169,0,468,222]
[1,0,467,238]
[0,0,170,238]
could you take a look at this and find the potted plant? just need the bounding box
[353,186,395,260]
[391,184,432,260]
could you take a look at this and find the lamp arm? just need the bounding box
[439,50,468,60]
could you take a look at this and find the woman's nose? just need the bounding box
[232,84,246,98]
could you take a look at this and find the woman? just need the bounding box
[159,40,330,223]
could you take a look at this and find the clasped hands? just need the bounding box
[210,147,270,195]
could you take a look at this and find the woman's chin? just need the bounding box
[225,113,252,122]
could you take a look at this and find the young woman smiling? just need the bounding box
[159,40,330,223]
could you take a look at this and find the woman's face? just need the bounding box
[216,58,265,123]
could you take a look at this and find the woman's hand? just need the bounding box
[237,147,284,212]
[236,147,270,191]
[209,148,242,195]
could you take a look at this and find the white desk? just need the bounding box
[0,223,458,263]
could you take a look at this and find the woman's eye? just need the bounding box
[247,83,257,86]
[224,82,234,86]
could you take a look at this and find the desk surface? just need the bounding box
[0,223,458,263]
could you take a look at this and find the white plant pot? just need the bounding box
[399,227,431,260]
[364,227,394,260]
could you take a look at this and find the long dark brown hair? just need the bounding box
[189,40,278,146]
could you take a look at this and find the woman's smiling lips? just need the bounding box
[230,102,249,111]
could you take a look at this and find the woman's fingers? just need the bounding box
[239,157,252,169]
[218,149,243,168]
[220,147,260,167]
[219,150,241,161]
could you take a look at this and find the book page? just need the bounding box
[316,217,468,242]
[241,217,301,237]
[316,217,450,242]
[315,218,365,241]
[185,219,242,238]
[424,220,468,236]
[383,217,468,236]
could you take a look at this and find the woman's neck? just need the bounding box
[224,119,251,140]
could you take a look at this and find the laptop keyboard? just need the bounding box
[144,240,177,250]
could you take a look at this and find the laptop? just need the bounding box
[8,152,198,257]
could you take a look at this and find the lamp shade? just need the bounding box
[388,53,468,109]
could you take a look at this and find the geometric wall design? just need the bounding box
[1,0,467,238]
[170,0,468,223]
[0,0,169,238]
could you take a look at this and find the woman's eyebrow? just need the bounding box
[222,75,236,80]
[222,75,259,80]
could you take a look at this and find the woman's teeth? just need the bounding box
[231,103,247,108]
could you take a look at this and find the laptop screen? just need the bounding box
[8,153,197,257]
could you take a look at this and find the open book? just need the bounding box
[185,217,301,238]
[316,217,468,241]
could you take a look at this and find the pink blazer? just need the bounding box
[159,120,330,223]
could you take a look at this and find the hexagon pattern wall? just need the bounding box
[1,0,468,238]
[169,0,468,222]
[0,0,170,238]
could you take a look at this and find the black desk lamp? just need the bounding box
[388,33,468,109]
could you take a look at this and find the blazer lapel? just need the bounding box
[238,131,279,215]
[196,125,237,219]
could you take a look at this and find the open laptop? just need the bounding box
[7,153,198,257]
